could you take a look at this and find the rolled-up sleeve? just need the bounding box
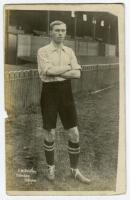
[70,49,81,70]
[37,49,53,78]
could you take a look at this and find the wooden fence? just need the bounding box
[5,63,119,114]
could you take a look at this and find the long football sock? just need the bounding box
[43,140,55,166]
[68,140,80,169]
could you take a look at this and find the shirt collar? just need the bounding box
[49,41,66,52]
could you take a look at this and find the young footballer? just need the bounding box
[37,20,90,183]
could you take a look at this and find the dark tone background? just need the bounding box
[9,10,118,44]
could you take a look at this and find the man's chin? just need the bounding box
[58,37,65,41]
[56,39,64,43]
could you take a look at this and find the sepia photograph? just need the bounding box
[4,3,125,195]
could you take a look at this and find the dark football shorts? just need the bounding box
[40,80,78,130]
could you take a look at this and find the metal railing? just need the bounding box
[5,63,119,114]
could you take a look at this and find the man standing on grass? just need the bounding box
[37,20,90,184]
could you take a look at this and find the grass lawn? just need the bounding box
[6,86,119,192]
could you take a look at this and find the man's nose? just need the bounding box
[59,31,63,35]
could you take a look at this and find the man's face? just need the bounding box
[50,24,66,44]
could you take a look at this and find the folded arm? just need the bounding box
[46,65,71,76]
[60,69,81,79]
[37,49,71,77]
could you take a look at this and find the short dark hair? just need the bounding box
[50,20,66,30]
